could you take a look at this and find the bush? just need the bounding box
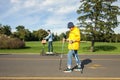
[0,34,25,49]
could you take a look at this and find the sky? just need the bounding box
[0,0,120,34]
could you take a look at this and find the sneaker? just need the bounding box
[74,66,82,71]
[46,52,50,54]
[64,68,72,73]
[50,52,53,54]
[46,52,53,54]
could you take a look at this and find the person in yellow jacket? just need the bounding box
[64,22,82,73]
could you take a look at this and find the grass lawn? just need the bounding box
[0,41,120,54]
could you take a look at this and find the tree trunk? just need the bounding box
[115,37,118,43]
[91,37,95,52]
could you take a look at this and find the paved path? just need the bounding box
[0,54,120,80]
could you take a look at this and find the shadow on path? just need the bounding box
[81,58,92,73]
[72,58,92,73]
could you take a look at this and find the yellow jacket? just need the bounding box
[68,26,81,50]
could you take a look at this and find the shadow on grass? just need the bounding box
[83,45,117,52]
[94,45,117,51]
[22,46,31,49]
[8,46,31,50]
[0,46,31,50]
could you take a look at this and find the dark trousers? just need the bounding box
[48,41,53,52]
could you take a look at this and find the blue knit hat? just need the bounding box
[68,22,74,28]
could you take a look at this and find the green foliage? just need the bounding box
[12,25,33,41]
[0,24,11,36]
[0,34,25,49]
[81,30,120,42]
[33,29,48,41]
[53,33,60,41]
[77,0,120,51]
[16,25,25,31]
[13,25,31,41]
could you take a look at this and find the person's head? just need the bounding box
[47,30,51,34]
[67,22,74,30]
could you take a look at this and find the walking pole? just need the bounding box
[59,38,65,70]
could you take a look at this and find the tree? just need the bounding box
[3,25,12,36]
[59,33,67,40]
[15,25,26,41]
[33,29,48,41]
[0,24,3,34]
[0,24,11,36]
[54,33,60,41]
[15,25,31,41]
[77,0,120,52]
[16,26,25,31]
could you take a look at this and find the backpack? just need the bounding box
[51,34,54,40]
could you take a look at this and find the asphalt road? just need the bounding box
[0,54,120,80]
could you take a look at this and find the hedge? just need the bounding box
[0,35,25,49]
